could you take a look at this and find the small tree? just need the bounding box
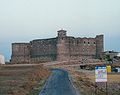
[104,55,113,63]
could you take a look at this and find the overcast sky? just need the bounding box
[0,0,120,61]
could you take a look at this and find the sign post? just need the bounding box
[95,66,107,95]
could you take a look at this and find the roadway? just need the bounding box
[39,69,80,95]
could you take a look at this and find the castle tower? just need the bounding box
[11,43,30,63]
[57,30,70,61]
[96,35,104,58]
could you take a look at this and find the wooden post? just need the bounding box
[95,82,97,95]
[106,82,108,95]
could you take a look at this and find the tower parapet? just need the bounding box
[57,29,67,38]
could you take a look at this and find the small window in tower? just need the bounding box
[88,42,90,46]
[94,42,96,44]
[83,41,86,45]
[63,33,66,36]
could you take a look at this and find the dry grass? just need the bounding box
[72,68,120,95]
[50,63,120,95]
[0,64,50,95]
[108,74,120,83]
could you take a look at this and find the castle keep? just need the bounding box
[11,30,104,63]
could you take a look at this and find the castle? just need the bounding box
[11,30,104,63]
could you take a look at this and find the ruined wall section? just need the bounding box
[11,43,30,63]
[30,38,57,62]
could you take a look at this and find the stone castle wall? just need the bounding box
[30,38,57,62]
[11,30,104,63]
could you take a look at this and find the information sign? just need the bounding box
[95,66,107,82]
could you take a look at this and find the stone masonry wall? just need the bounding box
[11,30,104,63]
[11,43,30,63]
[30,38,57,62]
